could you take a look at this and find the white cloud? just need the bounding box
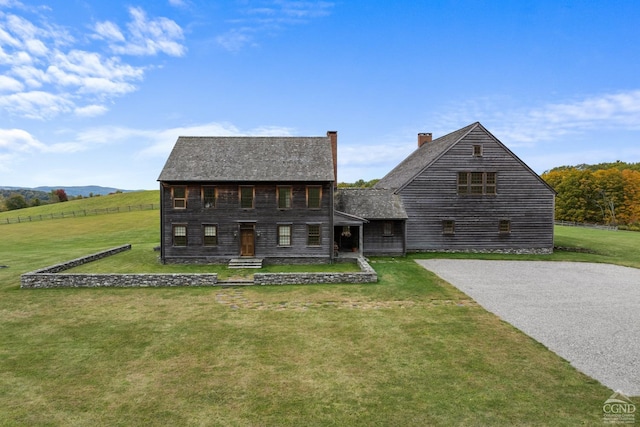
[217,1,333,51]
[95,7,186,57]
[0,127,45,151]
[0,6,185,120]
[0,91,73,119]
[428,90,640,147]
[74,104,108,117]
[0,74,23,91]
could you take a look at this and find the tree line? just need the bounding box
[542,161,640,228]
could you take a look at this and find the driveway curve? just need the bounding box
[416,259,640,396]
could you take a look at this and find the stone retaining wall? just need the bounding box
[21,245,376,288]
[254,257,377,285]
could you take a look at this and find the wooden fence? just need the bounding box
[554,220,618,231]
[1,204,159,225]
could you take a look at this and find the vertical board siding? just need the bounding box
[400,128,555,251]
[161,181,333,262]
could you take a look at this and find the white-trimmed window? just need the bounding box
[173,224,187,246]
[202,186,216,209]
[277,186,292,209]
[172,186,187,209]
[203,224,218,246]
[278,224,292,246]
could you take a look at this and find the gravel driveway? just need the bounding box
[416,259,640,396]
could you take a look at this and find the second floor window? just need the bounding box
[307,186,322,209]
[278,186,292,209]
[202,186,216,208]
[172,186,187,209]
[240,186,254,209]
[457,172,497,195]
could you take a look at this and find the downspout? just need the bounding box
[329,182,335,263]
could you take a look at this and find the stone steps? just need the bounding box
[228,258,263,269]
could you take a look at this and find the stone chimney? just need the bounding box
[327,131,338,186]
[418,132,432,147]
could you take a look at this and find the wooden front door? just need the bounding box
[240,228,255,257]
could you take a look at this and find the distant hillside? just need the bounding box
[0,185,133,198]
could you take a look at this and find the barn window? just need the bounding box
[442,220,455,235]
[172,186,187,209]
[473,144,483,157]
[307,224,321,246]
[383,221,394,236]
[203,224,218,246]
[202,186,216,208]
[173,225,187,246]
[240,186,254,209]
[278,186,292,209]
[307,186,322,209]
[457,172,497,195]
[278,224,292,246]
[499,220,511,234]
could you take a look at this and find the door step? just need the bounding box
[228,258,263,269]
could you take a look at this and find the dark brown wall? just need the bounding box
[160,181,333,263]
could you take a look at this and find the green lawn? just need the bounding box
[0,199,637,425]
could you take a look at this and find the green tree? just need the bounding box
[5,193,28,211]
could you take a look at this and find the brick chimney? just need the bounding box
[418,132,432,147]
[327,131,338,186]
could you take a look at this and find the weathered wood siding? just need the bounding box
[399,127,555,251]
[362,220,405,256]
[161,181,333,263]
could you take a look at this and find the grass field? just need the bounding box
[0,191,637,425]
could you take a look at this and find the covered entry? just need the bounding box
[334,211,367,255]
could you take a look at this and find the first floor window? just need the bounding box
[203,224,218,245]
[307,224,321,246]
[202,186,216,208]
[499,220,511,234]
[173,225,187,246]
[383,221,394,236]
[172,186,187,208]
[278,224,292,246]
[278,186,292,209]
[442,220,455,235]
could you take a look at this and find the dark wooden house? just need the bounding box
[375,122,556,253]
[158,133,337,264]
[158,122,555,264]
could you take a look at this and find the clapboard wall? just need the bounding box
[160,181,334,263]
[399,127,555,252]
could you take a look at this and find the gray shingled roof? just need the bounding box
[158,136,335,182]
[335,188,408,220]
[375,122,479,190]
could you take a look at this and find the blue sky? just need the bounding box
[1,0,639,190]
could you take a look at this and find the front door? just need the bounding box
[240,228,255,257]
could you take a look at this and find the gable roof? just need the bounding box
[375,122,555,194]
[335,188,408,220]
[375,122,478,190]
[158,136,335,182]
